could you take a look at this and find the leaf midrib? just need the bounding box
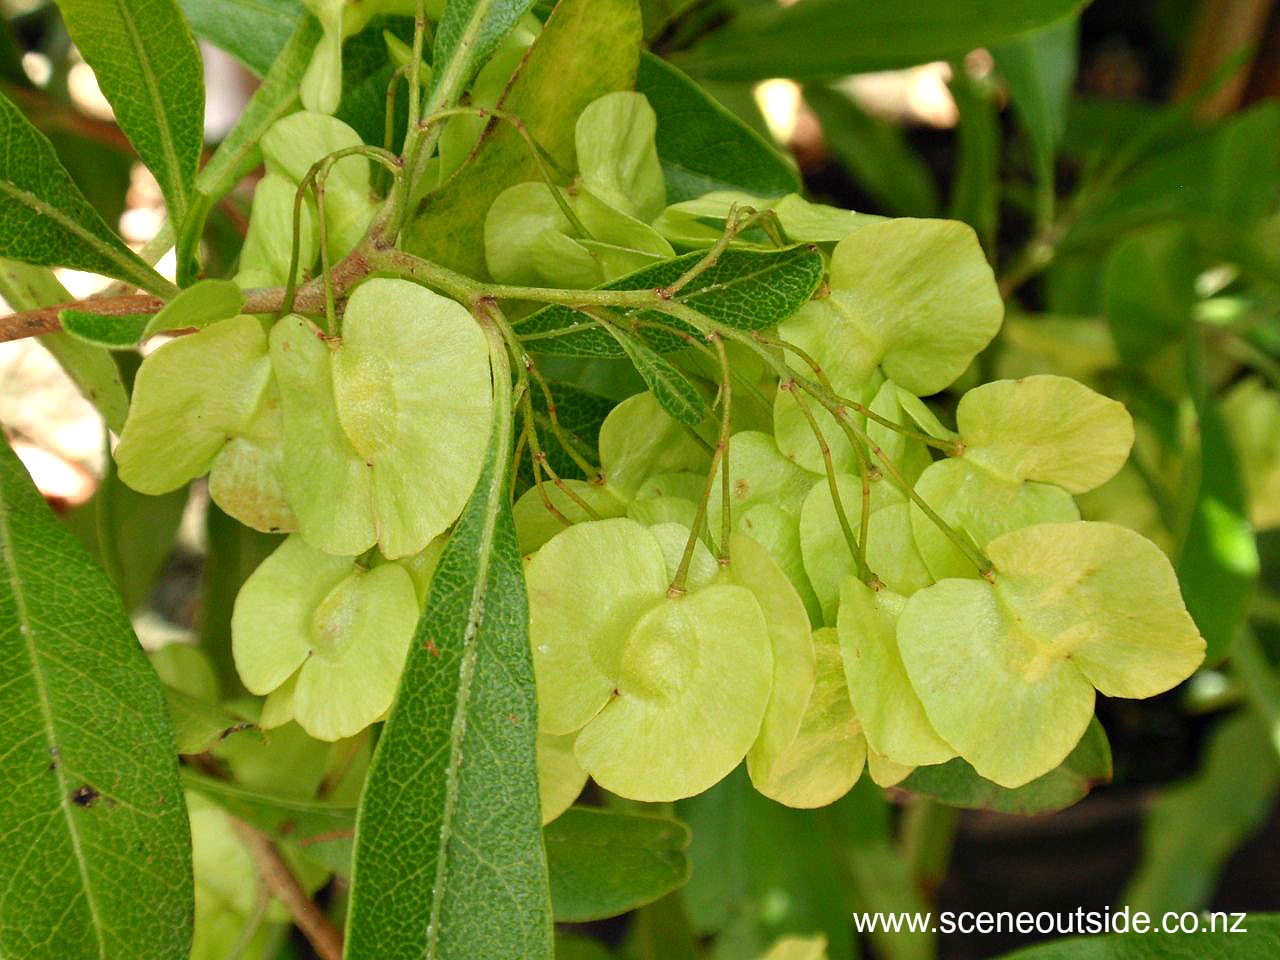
[430,0,500,113]
[0,480,108,959]
[673,251,817,305]
[108,0,189,225]
[425,332,512,957]
[0,179,159,295]
[514,247,818,334]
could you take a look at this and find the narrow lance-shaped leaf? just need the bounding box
[803,84,939,218]
[993,18,1079,180]
[0,435,192,959]
[191,784,690,914]
[1123,712,1279,915]
[637,52,799,202]
[1104,224,1196,369]
[614,332,708,426]
[516,245,825,358]
[57,0,204,228]
[948,66,1001,251]
[674,0,1086,82]
[178,15,322,277]
[0,93,168,293]
[195,15,319,200]
[93,453,190,613]
[1177,336,1258,663]
[347,346,553,958]
[179,0,305,78]
[0,258,129,433]
[430,0,536,106]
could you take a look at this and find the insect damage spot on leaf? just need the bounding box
[71,784,100,808]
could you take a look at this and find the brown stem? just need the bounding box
[231,820,343,960]
[0,249,373,343]
[1174,0,1275,119]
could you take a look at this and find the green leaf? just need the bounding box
[1104,225,1197,368]
[0,92,166,293]
[993,18,1079,176]
[183,771,355,875]
[803,84,939,218]
[1067,103,1280,248]
[615,334,708,426]
[674,0,1085,82]
[49,129,135,227]
[1177,338,1259,663]
[0,258,129,433]
[992,915,1280,959]
[198,16,320,199]
[545,807,691,922]
[1124,712,1279,914]
[58,309,152,349]
[58,0,205,227]
[163,685,254,755]
[0,16,24,85]
[34,332,131,434]
[430,0,536,105]
[629,893,702,960]
[0,435,192,958]
[404,0,642,278]
[948,67,1000,250]
[179,0,304,77]
[178,16,322,278]
[640,0,699,40]
[199,788,691,920]
[531,355,648,402]
[677,767,861,959]
[517,245,825,358]
[143,279,245,338]
[347,403,552,958]
[827,780,933,960]
[93,456,189,612]
[902,718,1113,814]
[637,53,799,203]
[1061,97,1196,165]
[677,766,749,936]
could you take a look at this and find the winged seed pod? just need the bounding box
[115,315,295,533]
[270,278,493,558]
[897,521,1204,788]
